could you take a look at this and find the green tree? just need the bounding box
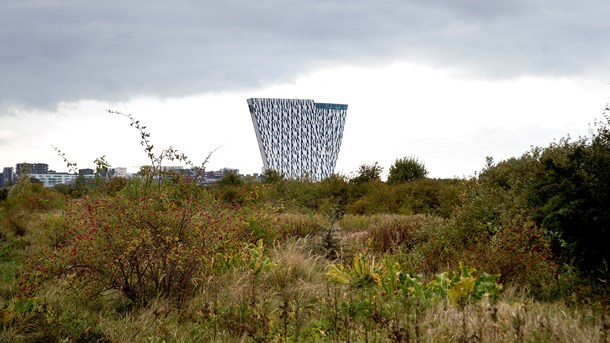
[217,172,244,187]
[387,156,428,184]
[350,162,383,184]
[529,129,610,278]
[262,168,285,184]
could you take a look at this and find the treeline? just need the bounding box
[212,171,466,218]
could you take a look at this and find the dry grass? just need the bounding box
[338,214,445,254]
[417,299,607,343]
[274,212,326,238]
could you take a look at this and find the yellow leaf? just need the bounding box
[371,272,381,286]
[326,264,350,284]
[448,277,475,305]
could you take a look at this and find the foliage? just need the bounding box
[0,175,63,236]
[317,206,344,261]
[527,127,610,278]
[327,255,502,307]
[399,178,466,217]
[269,212,324,239]
[350,162,383,184]
[214,239,276,276]
[14,110,254,304]
[18,181,250,304]
[216,171,243,187]
[207,167,465,216]
[262,168,285,184]
[343,178,465,216]
[99,176,128,195]
[464,111,610,282]
[387,156,428,184]
[0,188,8,202]
[458,222,557,287]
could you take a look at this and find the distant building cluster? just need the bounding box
[0,163,105,188]
[0,162,247,188]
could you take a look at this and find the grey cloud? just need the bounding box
[1,0,609,111]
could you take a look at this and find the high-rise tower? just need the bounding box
[247,98,348,181]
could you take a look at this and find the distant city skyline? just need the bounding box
[0,160,245,188]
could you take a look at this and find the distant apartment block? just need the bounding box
[203,168,239,179]
[247,98,347,181]
[79,168,95,175]
[2,167,14,186]
[16,163,48,175]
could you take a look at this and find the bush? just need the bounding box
[529,134,610,279]
[458,222,557,287]
[350,162,382,184]
[217,172,244,187]
[398,179,466,218]
[387,156,428,184]
[1,176,64,236]
[18,181,250,304]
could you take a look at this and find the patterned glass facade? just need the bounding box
[247,98,348,181]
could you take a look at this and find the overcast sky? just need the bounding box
[1,0,610,179]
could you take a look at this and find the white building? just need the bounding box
[247,98,348,181]
[29,173,96,188]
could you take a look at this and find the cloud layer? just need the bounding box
[2,0,609,110]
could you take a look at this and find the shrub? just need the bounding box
[529,133,610,279]
[327,256,502,308]
[387,156,428,184]
[458,222,557,288]
[350,162,383,184]
[345,196,373,215]
[100,176,128,195]
[1,176,63,236]
[18,182,250,304]
[262,168,285,184]
[398,178,466,217]
[217,185,246,205]
[216,172,243,187]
